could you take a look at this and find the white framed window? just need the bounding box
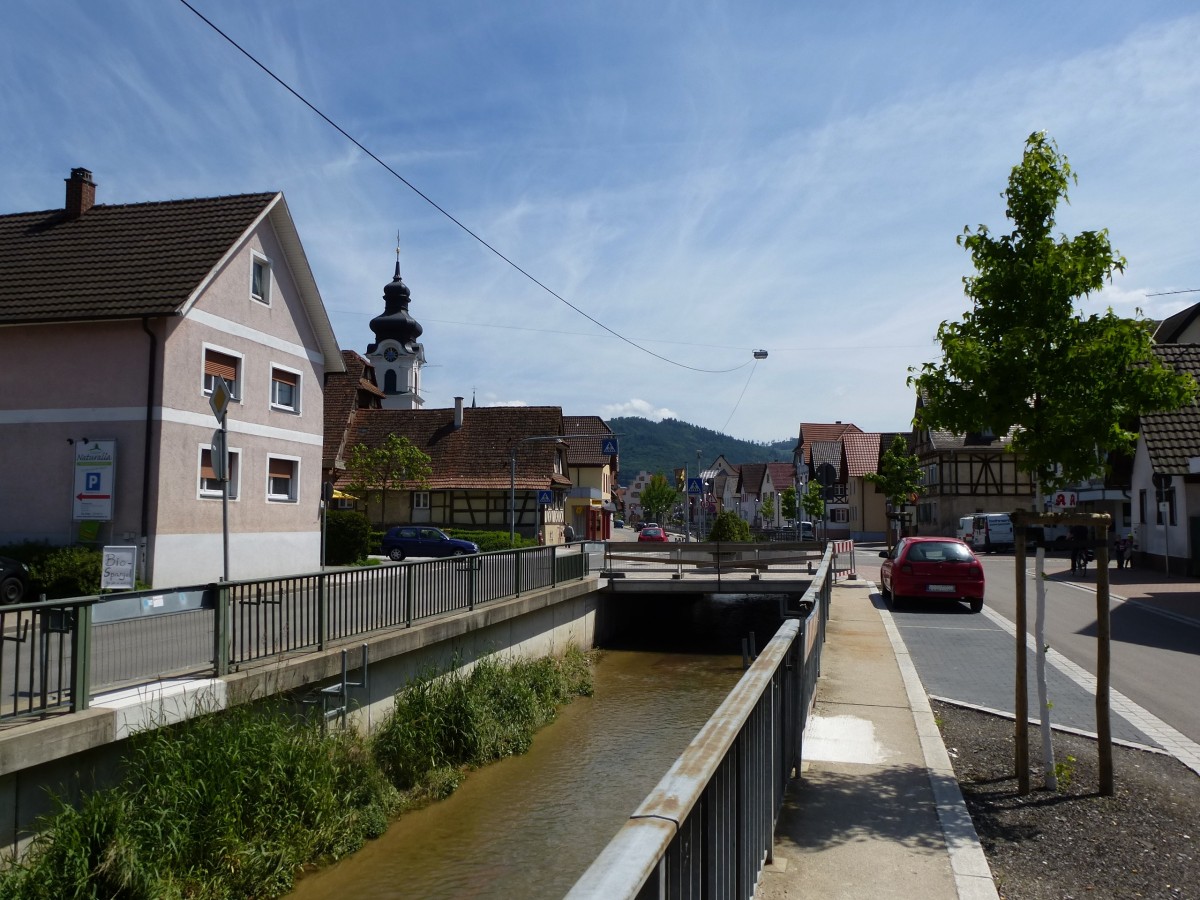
[269,365,301,413]
[203,345,243,400]
[250,251,271,305]
[199,446,240,499]
[266,455,300,503]
[413,491,430,510]
[831,508,850,523]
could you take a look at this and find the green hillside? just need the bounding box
[605,417,795,483]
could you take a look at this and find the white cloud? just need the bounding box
[599,399,678,422]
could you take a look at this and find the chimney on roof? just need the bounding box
[64,168,96,219]
[454,396,464,429]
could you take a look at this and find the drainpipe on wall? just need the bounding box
[141,317,158,583]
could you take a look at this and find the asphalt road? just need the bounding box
[859,546,1200,748]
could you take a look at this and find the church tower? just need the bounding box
[365,248,426,409]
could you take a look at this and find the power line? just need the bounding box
[1146,289,1200,297]
[721,358,761,434]
[177,0,748,375]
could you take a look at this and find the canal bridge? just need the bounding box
[1,540,842,897]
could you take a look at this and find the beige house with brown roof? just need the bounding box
[0,169,344,586]
[564,415,618,540]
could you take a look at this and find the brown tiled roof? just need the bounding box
[766,462,795,490]
[0,193,279,323]
[337,405,570,491]
[563,415,616,467]
[738,463,768,497]
[1153,303,1200,344]
[323,351,384,470]
[1141,344,1200,474]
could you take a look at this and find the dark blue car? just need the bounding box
[381,526,479,561]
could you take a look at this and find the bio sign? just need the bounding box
[101,545,137,590]
[73,440,116,521]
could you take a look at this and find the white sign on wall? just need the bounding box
[1052,490,1078,509]
[73,440,117,522]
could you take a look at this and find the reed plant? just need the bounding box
[0,646,592,899]
[372,646,594,798]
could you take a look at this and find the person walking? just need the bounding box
[1114,533,1130,570]
[1070,524,1089,575]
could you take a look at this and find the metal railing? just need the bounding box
[1,545,589,724]
[567,546,832,900]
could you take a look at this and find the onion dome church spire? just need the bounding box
[365,237,427,410]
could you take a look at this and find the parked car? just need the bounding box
[800,521,816,541]
[0,556,31,604]
[957,516,975,545]
[614,519,625,529]
[381,526,479,561]
[878,537,984,612]
[637,526,670,543]
[972,513,1015,553]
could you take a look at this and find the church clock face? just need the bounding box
[383,347,399,362]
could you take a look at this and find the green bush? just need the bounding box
[372,646,594,795]
[325,509,373,565]
[30,545,103,599]
[708,510,751,542]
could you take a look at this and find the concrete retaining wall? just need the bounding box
[0,576,602,857]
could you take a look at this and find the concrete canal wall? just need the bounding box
[0,575,604,857]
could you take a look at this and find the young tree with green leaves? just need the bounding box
[800,480,825,529]
[638,472,679,524]
[780,485,798,527]
[344,434,433,525]
[760,494,776,526]
[866,435,923,547]
[708,509,751,542]
[910,132,1195,794]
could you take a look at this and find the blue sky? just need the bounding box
[3,1,1198,442]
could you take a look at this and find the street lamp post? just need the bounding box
[510,435,568,544]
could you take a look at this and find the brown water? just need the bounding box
[288,648,742,900]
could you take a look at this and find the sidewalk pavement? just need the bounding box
[758,557,1200,900]
[759,579,999,900]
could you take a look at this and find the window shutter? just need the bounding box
[269,458,293,478]
[272,369,298,387]
[205,351,238,382]
[200,450,216,480]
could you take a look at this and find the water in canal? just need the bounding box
[287,596,773,899]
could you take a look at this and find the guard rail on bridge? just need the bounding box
[0,545,588,724]
[567,544,833,900]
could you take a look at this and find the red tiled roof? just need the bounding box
[796,422,862,464]
[766,462,795,489]
[0,193,279,323]
[337,405,570,491]
[738,463,768,496]
[843,432,882,477]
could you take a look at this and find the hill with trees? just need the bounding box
[605,417,795,482]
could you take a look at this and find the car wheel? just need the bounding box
[890,592,904,610]
[388,548,405,561]
[451,548,466,556]
[880,580,892,601]
[969,597,984,613]
[1,576,23,604]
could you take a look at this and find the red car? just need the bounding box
[879,537,984,612]
[637,526,670,543]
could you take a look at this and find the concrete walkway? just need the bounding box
[758,579,998,900]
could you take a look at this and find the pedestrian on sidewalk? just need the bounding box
[1070,524,1089,575]
[1114,533,1130,570]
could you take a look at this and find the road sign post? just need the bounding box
[210,377,232,583]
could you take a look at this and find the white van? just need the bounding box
[972,513,1015,553]
[957,516,975,545]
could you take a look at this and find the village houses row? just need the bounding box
[3,172,1198,587]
